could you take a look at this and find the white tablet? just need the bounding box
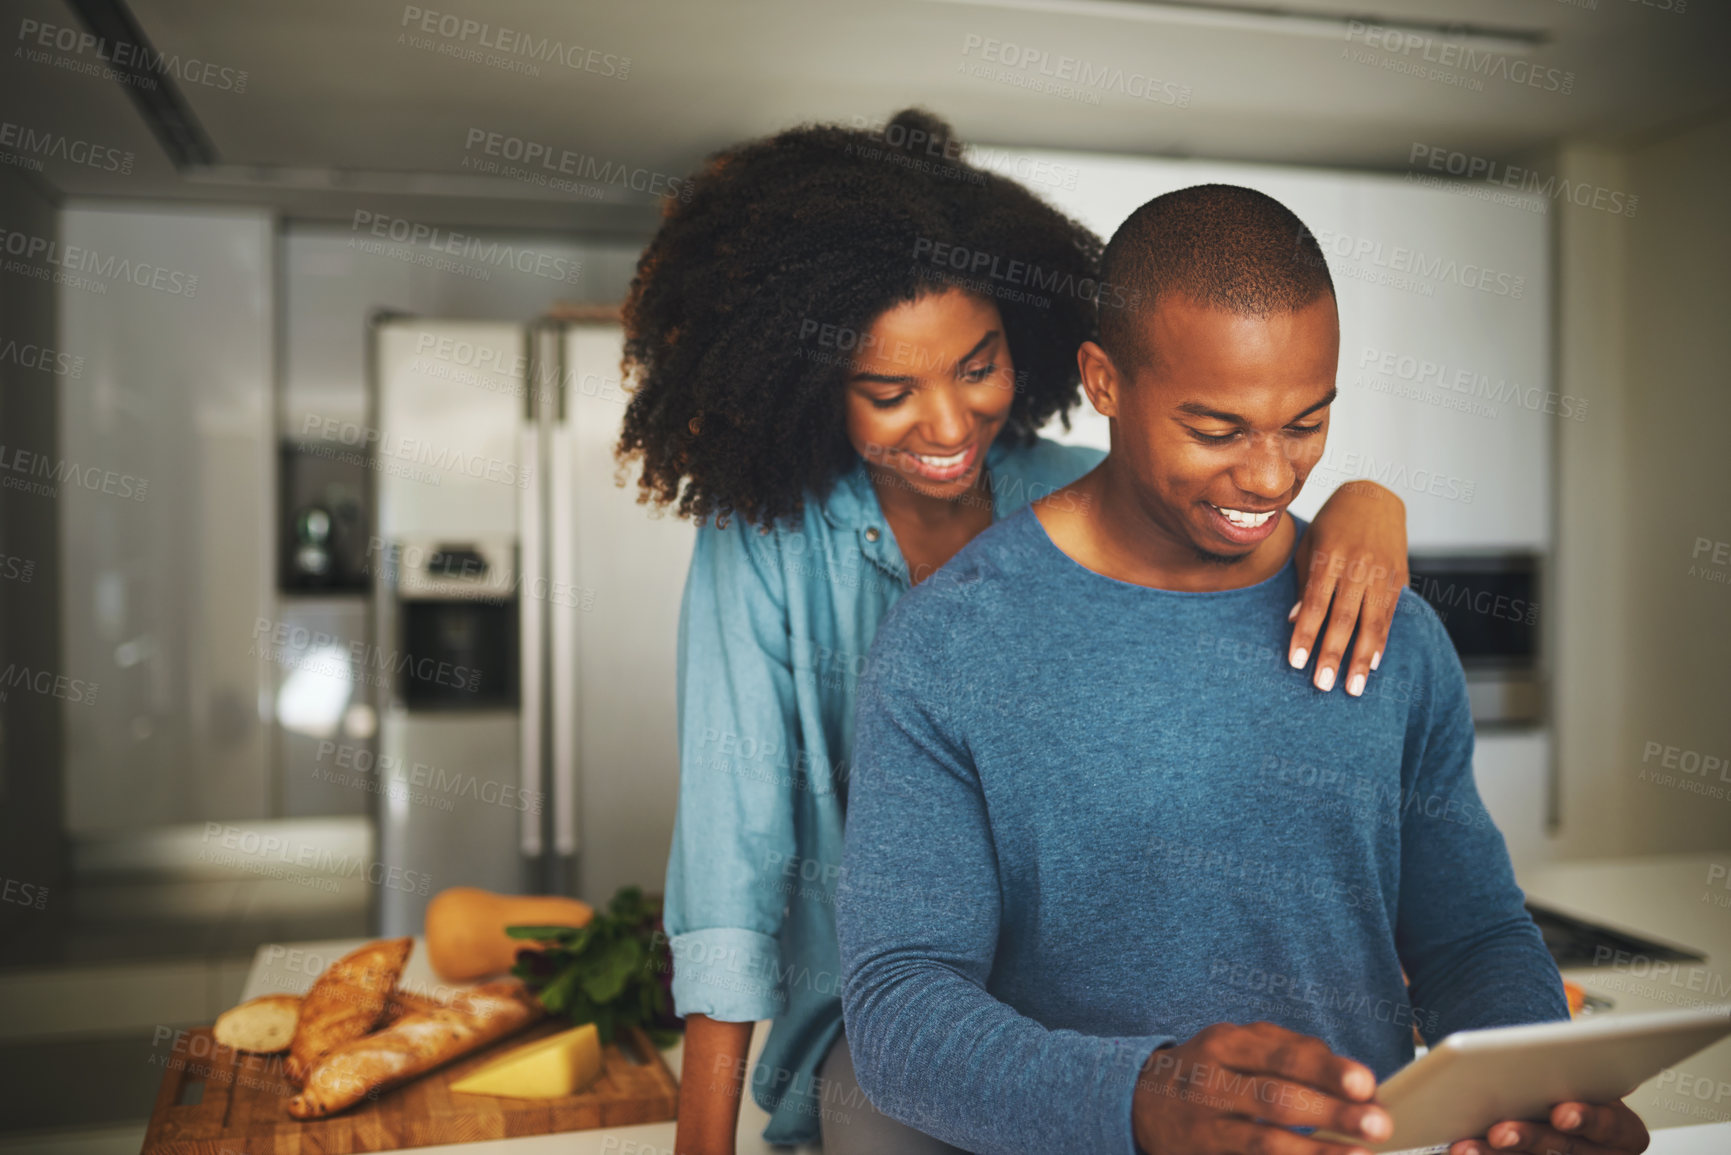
[1317,1005,1731,1153]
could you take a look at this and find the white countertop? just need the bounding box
[243,850,1731,1153]
[1521,852,1731,1133]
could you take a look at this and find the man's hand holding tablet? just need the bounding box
[1128,1009,1724,1155]
[1311,1006,1730,1155]
[1451,1098,1650,1155]
[1131,1021,1395,1155]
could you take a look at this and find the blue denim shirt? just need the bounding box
[664,434,1104,1144]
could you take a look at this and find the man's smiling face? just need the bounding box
[1102,292,1340,565]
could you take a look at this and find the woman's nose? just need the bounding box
[919,384,971,446]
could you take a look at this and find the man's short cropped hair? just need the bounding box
[1098,183,1335,373]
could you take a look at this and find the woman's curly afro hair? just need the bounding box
[616,108,1104,528]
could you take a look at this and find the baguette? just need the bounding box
[287,980,542,1119]
[379,988,448,1024]
[210,985,439,1057]
[213,994,301,1053]
[285,937,413,1085]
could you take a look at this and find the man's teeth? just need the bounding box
[912,450,967,468]
[1213,505,1277,528]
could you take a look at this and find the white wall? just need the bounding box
[1551,114,1731,858]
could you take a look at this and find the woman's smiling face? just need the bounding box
[842,289,1018,502]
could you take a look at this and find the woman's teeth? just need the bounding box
[912,450,967,468]
[1212,505,1277,528]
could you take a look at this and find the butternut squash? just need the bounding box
[425,887,594,981]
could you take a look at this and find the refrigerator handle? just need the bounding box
[549,329,580,860]
[519,328,547,858]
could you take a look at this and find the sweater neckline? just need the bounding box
[1011,504,1301,599]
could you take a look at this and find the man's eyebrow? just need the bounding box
[846,330,1000,385]
[1175,386,1338,425]
[1293,387,1339,421]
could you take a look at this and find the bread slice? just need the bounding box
[287,980,542,1118]
[213,994,301,1053]
[210,986,442,1056]
[285,937,413,1086]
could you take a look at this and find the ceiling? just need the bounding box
[4,0,1727,238]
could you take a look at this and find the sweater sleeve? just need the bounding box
[1392,599,1570,1042]
[662,520,801,1023]
[837,613,1170,1155]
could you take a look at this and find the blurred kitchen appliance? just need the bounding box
[279,441,369,593]
[368,314,692,935]
[1407,552,1542,726]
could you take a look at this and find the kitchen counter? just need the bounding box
[1521,851,1731,1132]
[243,850,1730,1153]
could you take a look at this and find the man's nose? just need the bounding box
[1234,434,1295,499]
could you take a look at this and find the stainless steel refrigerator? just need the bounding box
[368,314,692,935]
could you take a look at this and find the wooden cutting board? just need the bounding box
[140,1020,678,1154]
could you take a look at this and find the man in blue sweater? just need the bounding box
[836,186,1650,1155]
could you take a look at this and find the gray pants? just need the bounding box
[818,1034,967,1154]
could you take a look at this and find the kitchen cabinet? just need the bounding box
[1011,148,1552,551]
[59,205,276,834]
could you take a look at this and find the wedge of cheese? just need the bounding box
[450,1022,603,1098]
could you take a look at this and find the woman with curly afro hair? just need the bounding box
[622,110,1410,1155]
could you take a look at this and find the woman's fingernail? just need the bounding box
[1558,1108,1581,1130]
[1291,648,1308,670]
[1490,1127,1517,1148]
[1317,667,1336,692]
[1370,650,1382,671]
[1349,673,1366,696]
[1288,601,1301,621]
[1361,1109,1391,1140]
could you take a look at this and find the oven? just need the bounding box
[1406,552,1542,727]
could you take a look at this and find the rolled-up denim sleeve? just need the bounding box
[663,519,800,1023]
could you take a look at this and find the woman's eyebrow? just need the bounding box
[959,330,1000,362]
[847,329,1001,385]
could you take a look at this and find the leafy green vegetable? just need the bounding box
[508,886,680,1048]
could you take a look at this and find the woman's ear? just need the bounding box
[1077,340,1122,419]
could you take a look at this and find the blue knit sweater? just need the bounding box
[837,508,1568,1155]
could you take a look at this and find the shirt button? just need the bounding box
[864,527,880,542]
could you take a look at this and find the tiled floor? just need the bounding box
[0,874,367,1142]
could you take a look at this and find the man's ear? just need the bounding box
[1077,340,1122,419]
